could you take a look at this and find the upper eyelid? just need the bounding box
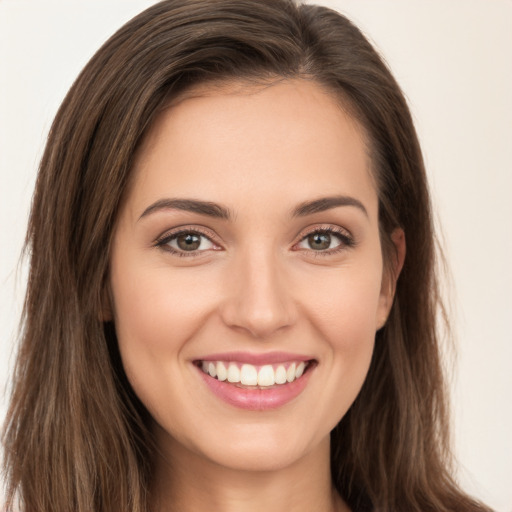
[292,225,356,254]
[154,228,221,258]
[154,225,220,245]
[154,223,353,250]
[294,224,353,241]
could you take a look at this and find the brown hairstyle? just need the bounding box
[2,1,492,511]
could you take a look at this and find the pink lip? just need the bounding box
[196,351,313,365]
[195,360,315,411]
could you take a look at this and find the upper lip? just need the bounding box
[194,351,315,365]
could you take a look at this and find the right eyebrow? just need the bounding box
[138,198,231,221]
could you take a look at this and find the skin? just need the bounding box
[108,79,404,512]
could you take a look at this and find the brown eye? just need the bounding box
[307,232,332,250]
[159,230,216,254]
[176,233,201,251]
[295,228,352,253]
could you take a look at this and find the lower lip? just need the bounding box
[196,364,314,411]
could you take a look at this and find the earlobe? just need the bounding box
[376,228,406,330]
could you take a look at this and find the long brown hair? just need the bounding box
[2,1,492,511]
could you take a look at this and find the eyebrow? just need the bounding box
[138,198,231,220]
[292,195,368,218]
[138,194,368,221]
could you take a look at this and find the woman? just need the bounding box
[1,1,494,511]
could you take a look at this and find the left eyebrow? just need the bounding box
[292,195,368,218]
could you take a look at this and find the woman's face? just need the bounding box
[109,79,397,472]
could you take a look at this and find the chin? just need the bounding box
[200,438,321,473]
[156,413,334,475]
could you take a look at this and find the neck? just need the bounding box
[151,432,349,512]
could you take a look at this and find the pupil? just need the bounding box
[308,232,330,250]
[177,233,200,251]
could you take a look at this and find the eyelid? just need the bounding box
[154,225,223,256]
[153,223,355,257]
[292,224,356,254]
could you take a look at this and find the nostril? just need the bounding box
[221,301,296,339]
[219,263,296,338]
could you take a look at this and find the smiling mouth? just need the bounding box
[194,360,316,388]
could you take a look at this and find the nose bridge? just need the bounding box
[221,243,295,339]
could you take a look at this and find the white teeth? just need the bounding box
[257,365,275,386]
[286,363,296,382]
[200,360,311,387]
[240,364,258,385]
[227,364,241,383]
[216,361,227,381]
[275,365,287,384]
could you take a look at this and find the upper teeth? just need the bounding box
[200,361,308,387]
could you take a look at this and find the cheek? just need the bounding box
[109,258,218,398]
[292,259,382,408]
[296,259,383,342]
[111,258,219,343]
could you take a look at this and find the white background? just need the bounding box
[0,1,511,510]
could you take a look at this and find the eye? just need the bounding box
[156,229,218,255]
[295,227,354,253]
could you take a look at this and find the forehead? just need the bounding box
[127,79,377,220]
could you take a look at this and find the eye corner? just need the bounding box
[292,225,356,256]
[154,226,223,257]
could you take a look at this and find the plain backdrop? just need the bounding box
[0,0,511,510]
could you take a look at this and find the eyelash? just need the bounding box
[294,226,355,257]
[155,227,219,257]
[154,225,355,257]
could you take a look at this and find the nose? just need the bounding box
[220,248,297,339]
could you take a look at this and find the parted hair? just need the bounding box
[2,1,492,511]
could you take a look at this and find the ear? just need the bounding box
[376,228,406,330]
